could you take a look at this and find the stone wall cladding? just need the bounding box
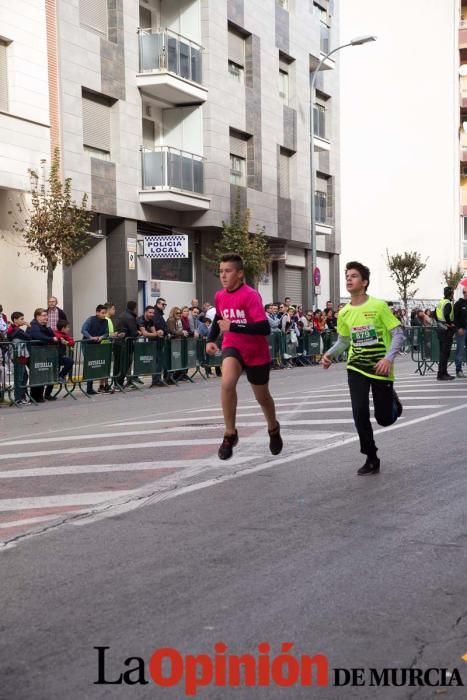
[227,0,244,27]
[91,159,117,215]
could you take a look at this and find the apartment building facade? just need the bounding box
[0,0,341,330]
[459,0,467,271]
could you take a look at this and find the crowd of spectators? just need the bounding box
[0,294,344,403]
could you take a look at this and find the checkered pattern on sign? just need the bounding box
[144,235,188,258]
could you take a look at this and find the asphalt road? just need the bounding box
[1,359,467,699]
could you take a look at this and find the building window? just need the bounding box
[151,253,193,283]
[82,91,112,159]
[313,103,326,138]
[0,41,9,112]
[315,190,327,224]
[230,129,249,187]
[228,25,245,81]
[279,149,291,198]
[279,69,289,104]
[79,0,108,36]
[230,155,246,187]
[228,60,244,83]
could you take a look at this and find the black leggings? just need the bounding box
[347,370,397,459]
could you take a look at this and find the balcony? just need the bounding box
[137,29,208,106]
[139,146,210,211]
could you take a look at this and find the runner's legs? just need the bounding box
[220,356,243,434]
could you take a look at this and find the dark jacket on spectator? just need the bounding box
[116,309,139,338]
[454,297,467,330]
[29,320,56,343]
[81,316,109,340]
[153,307,168,336]
[7,325,31,342]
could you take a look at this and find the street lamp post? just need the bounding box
[310,34,376,309]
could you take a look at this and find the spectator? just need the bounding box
[154,298,168,335]
[137,305,164,388]
[181,306,196,336]
[29,307,60,402]
[54,319,75,385]
[167,307,189,337]
[410,309,422,327]
[313,309,326,333]
[0,305,8,341]
[325,300,334,313]
[7,311,31,404]
[299,310,314,331]
[189,306,201,333]
[81,304,109,395]
[266,303,281,331]
[198,302,212,322]
[284,297,292,308]
[325,309,337,331]
[296,304,304,322]
[167,307,189,381]
[197,317,212,338]
[191,298,199,309]
[116,301,140,389]
[47,296,67,332]
[277,302,286,319]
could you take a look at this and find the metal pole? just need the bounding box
[310,43,352,310]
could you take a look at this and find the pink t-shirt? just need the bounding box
[215,284,270,366]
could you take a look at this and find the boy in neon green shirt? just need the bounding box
[322,261,404,475]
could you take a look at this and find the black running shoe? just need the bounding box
[357,457,380,476]
[437,374,455,381]
[268,421,283,455]
[218,431,239,460]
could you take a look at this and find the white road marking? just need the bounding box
[0,515,74,529]
[69,400,467,528]
[0,491,135,512]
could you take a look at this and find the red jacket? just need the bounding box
[54,330,75,347]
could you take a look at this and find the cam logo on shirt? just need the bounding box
[223,309,246,323]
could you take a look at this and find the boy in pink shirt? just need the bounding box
[206,253,283,460]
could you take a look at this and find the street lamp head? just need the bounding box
[350,35,377,46]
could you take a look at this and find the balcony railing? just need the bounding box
[138,28,202,84]
[141,146,204,194]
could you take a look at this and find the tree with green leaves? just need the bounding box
[442,266,463,290]
[9,147,94,297]
[204,204,270,288]
[385,249,428,308]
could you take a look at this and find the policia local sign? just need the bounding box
[143,235,188,259]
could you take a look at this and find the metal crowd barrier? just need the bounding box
[3,330,348,407]
[407,326,456,375]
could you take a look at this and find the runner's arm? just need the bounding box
[207,314,222,342]
[325,334,350,357]
[384,325,405,362]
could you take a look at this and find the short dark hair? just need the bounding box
[191,306,200,313]
[96,304,106,313]
[104,302,115,310]
[34,307,47,319]
[220,253,244,270]
[11,311,24,321]
[156,298,166,305]
[444,286,453,297]
[126,301,137,312]
[56,319,69,331]
[144,305,154,312]
[346,261,370,290]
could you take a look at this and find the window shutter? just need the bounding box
[284,267,303,305]
[279,152,289,198]
[79,0,108,36]
[0,42,8,112]
[230,133,247,159]
[82,95,111,152]
[316,174,328,193]
[228,28,245,66]
[139,6,152,30]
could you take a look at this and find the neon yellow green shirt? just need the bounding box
[337,296,400,381]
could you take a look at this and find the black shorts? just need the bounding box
[222,347,270,385]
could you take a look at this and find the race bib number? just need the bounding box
[351,324,378,347]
